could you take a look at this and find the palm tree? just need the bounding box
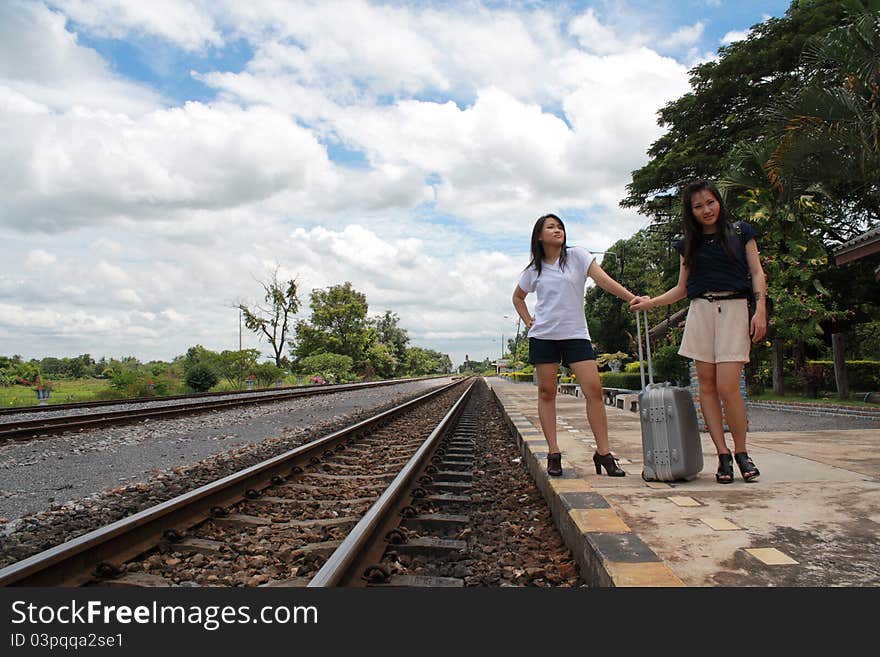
[765,2,880,230]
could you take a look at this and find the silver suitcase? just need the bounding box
[635,310,703,482]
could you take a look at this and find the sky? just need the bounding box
[0,0,793,368]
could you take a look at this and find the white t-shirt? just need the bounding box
[517,246,596,341]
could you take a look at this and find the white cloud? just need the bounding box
[660,21,706,50]
[569,8,647,54]
[25,249,57,268]
[0,1,162,115]
[721,29,750,44]
[1,0,701,365]
[50,0,222,52]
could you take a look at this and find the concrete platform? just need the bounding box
[487,377,880,587]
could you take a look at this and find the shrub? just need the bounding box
[253,362,285,387]
[599,372,641,390]
[185,364,219,392]
[651,343,689,385]
[807,360,880,391]
[297,353,354,383]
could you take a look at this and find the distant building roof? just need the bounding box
[833,226,880,266]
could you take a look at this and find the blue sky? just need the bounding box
[1,0,794,367]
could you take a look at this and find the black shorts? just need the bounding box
[528,338,595,367]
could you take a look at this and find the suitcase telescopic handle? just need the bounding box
[635,309,654,389]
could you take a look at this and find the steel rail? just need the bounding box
[0,377,444,442]
[0,378,469,587]
[308,378,476,587]
[0,376,444,417]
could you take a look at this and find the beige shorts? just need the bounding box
[678,295,751,363]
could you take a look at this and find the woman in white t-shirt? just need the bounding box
[512,213,638,477]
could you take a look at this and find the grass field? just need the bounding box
[0,374,315,408]
[0,378,112,408]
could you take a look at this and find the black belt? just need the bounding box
[695,290,751,302]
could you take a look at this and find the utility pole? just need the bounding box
[239,309,242,352]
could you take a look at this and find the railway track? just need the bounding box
[0,377,442,418]
[0,378,475,587]
[0,377,441,443]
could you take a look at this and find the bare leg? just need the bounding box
[568,360,611,454]
[535,363,560,454]
[694,360,730,455]
[716,361,748,453]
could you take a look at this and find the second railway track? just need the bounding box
[0,378,475,587]
[0,377,442,443]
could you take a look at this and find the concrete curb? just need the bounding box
[489,384,684,588]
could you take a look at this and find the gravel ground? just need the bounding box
[745,405,880,432]
[0,378,451,525]
[383,380,583,587]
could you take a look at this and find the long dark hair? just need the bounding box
[681,179,737,269]
[527,213,568,276]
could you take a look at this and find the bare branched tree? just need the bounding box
[238,266,300,368]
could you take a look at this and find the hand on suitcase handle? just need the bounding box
[629,295,653,311]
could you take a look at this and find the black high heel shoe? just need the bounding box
[593,452,626,477]
[716,453,733,484]
[734,452,760,482]
[547,452,563,477]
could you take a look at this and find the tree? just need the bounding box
[404,347,443,375]
[765,3,880,228]
[364,342,397,379]
[291,282,373,366]
[719,161,850,347]
[253,362,285,387]
[372,310,410,373]
[239,266,300,368]
[622,0,849,214]
[218,349,261,390]
[585,231,680,355]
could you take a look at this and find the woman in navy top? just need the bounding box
[631,180,768,484]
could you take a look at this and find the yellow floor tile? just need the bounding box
[700,517,742,531]
[668,496,702,507]
[604,562,685,587]
[745,548,798,565]
[570,509,629,533]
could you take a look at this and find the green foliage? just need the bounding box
[623,0,849,210]
[404,347,441,376]
[184,363,219,392]
[252,362,285,387]
[598,372,642,390]
[292,282,373,366]
[596,352,629,371]
[372,310,409,374]
[297,352,354,383]
[624,361,642,373]
[586,232,682,355]
[723,177,849,346]
[651,343,689,384]
[851,321,880,358]
[218,349,261,390]
[459,357,493,373]
[110,370,177,398]
[808,359,880,390]
[363,341,397,379]
[766,4,880,219]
